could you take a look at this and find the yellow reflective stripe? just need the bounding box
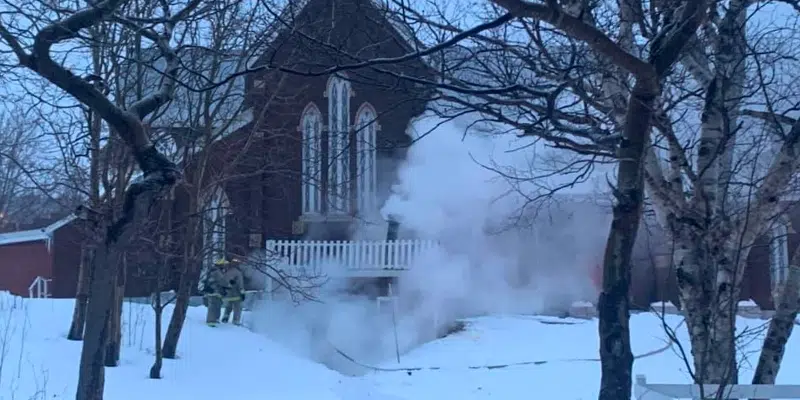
[205,293,222,298]
[223,297,242,302]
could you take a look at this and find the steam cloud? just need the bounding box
[249,111,614,373]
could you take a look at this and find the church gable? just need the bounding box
[251,0,423,72]
[214,0,433,243]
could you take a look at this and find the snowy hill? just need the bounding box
[1,293,798,400]
[0,294,358,400]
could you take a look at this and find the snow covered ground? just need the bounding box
[0,293,797,400]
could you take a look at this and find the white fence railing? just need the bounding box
[265,239,439,272]
[635,374,800,399]
[28,276,52,298]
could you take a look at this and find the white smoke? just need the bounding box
[249,110,614,373]
[382,111,613,334]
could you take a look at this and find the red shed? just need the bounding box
[0,214,83,298]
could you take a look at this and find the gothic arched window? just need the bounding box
[354,103,378,214]
[326,74,351,214]
[770,220,790,290]
[300,103,323,215]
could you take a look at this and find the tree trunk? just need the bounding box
[685,299,738,386]
[162,253,198,359]
[150,291,164,379]
[75,243,117,400]
[76,181,164,400]
[70,44,103,342]
[162,207,199,360]
[751,262,800,391]
[104,254,126,367]
[676,241,740,387]
[68,246,94,340]
[597,81,657,400]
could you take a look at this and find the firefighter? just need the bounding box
[221,259,246,325]
[202,258,230,327]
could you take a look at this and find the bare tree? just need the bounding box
[753,240,800,386]
[481,4,705,399]
[270,0,800,391]
[425,0,800,390]
[66,50,106,341]
[143,208,177,379]
[0,108,48,228]
[140,1,287,358]
[259,1,705,397]
[639,1,800,387]
[0,0,207,397]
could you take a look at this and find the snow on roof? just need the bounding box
[0,214,77,247]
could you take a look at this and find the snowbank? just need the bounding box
[1,291,799,400]
[0,293,351,400]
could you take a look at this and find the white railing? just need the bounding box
[28,276,52,298]
[266,239,438,272]
[635,374,800,399]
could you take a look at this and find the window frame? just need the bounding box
[770,220,790,289]
[300,103,323,216]
[326,75,352,215]
[354,103,378,215]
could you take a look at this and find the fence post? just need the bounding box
[432,307,439,338]
[266,275,273,301]
[635,375,674,400]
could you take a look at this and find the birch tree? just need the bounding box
[265,1,704,397]
[639,0,800,386]
[477,3,706,399]
[259,0,800,394]
[338,2,700,398]
[374,0,800,388]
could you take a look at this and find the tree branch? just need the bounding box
[680,34,713,86]
[742,108,798,129]
[648,1,710,76]
[489,0,655,78]
[746,119,800,243]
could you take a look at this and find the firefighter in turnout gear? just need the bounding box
[221,260,245,325]
[203,258,230,327]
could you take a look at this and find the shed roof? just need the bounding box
[0,214,77,246]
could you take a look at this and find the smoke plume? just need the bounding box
[250,111,613,373]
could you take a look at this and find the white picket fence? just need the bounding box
[265,239,439,276]
[635,374,800,399]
